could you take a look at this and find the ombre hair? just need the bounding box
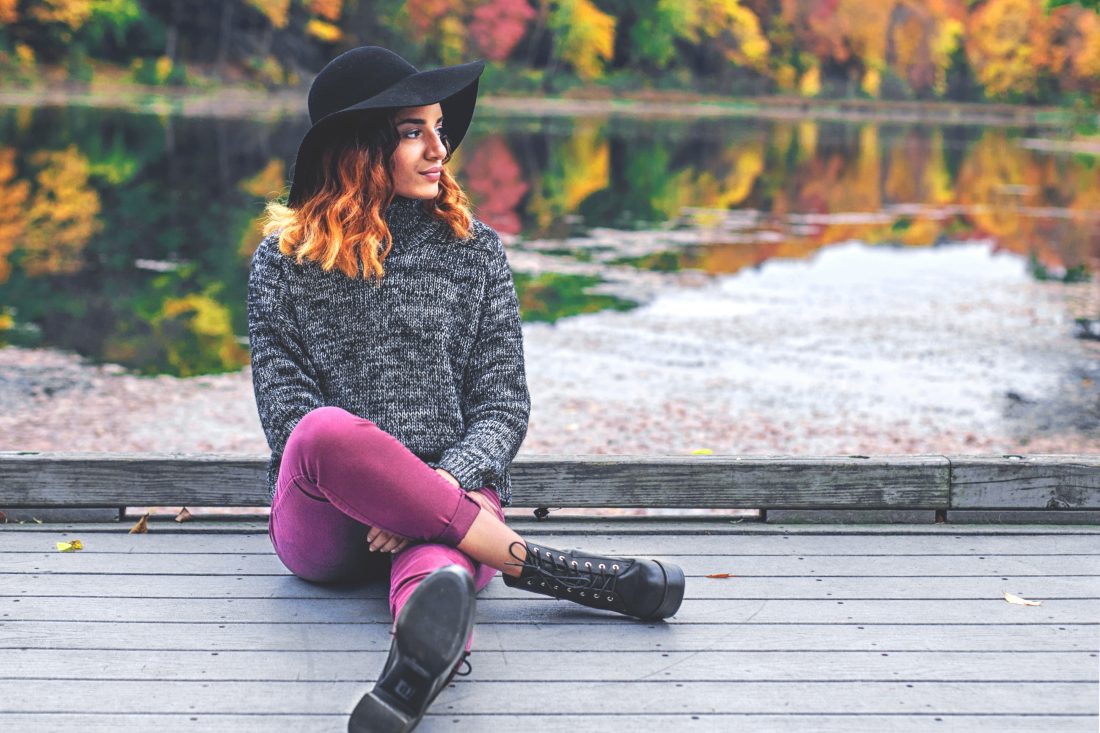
[262,111,474,283]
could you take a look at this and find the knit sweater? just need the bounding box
[246,195,530,506]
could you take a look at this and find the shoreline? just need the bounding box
[0,84,1081,127]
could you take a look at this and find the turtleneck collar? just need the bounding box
[383,194,440,247]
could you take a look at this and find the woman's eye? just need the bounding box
[404,128,447,139]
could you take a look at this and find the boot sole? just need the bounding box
[348,565,476,733]
[646,560,686,620]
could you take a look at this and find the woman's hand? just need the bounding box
[367,528,411,554]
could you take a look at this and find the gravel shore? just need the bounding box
[2,242,1097,471]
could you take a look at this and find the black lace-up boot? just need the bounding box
[349,565,476,733]
[502,541,685,620]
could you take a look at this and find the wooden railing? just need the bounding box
[1,453,1097,517]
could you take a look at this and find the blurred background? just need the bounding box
[1,1,1098,505]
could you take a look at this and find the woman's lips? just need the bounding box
[420,169,441,181]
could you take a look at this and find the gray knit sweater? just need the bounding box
[247,195,530,506]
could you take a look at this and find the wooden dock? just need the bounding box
[1,453,1098,731]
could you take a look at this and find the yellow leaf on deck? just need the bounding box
[56,539,83,552]
[1004,591,1042,606]
[706,572,734,579]
[691,448,713,455]
[175,507,193,523]
[129,513,149,534]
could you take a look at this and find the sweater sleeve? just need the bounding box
[435,231,531,493]
[247,237,324,467]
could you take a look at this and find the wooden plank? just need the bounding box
[4,551,1094,577]
[0,679,1093,715]
[2,620,1092,652]
[0,453,951,509]
[4,596,1097,625]
[8,529,1100,555]
[5,572,1095,601]
[952,456,1100,510]
[3,649,1094,682]
[0,713,1091,733]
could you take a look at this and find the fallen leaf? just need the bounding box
[129,513,149,534]
[56,539,83,552]
[0,510,6,523]
[706,572,735,579]
[174,507,193,523]
[32,517,43,524]
[1004,591,1042,606]
[691,448,713,455]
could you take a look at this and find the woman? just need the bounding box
[247,46,684,733]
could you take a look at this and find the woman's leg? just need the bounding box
[389,486,503,653]
[272,405,682,620]
[274,406,489,551]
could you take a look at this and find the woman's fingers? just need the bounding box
[368,529,411,553]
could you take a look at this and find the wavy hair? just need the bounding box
[262,111,473,283]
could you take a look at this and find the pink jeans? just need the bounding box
[268,406,503,651]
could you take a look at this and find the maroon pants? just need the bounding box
[268,406,503,651]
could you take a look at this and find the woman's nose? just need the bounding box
[426,129,447,158]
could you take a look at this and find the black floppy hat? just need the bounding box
[287,46,485,207]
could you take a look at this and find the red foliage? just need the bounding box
[469,0,536,62]
[462,134,528,234]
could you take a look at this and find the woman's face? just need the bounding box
[390,103,448,199]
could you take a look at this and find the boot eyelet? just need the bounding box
[593,593,600,599]
[527,580,534,586]
[585,562,592,569]
[598,563,606,571]
[612,564,620,572]
[571,561,578,568]
[566,588,572,593]
[606,594,613,601]
[540,581,546,587]
[580,592,586,597]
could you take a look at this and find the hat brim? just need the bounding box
[287,59,484,208]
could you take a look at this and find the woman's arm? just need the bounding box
[247,237,325,463]
[434,230,531,493]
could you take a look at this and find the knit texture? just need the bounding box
[247,195,530,506]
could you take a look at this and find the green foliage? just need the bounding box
[1028,252,1092,282]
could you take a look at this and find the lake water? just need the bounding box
[0,104,1096,378]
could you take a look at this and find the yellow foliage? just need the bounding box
[693,0,771,70]
[799,65,820,96]
[156,293,249,376]
[965,0,1049,98]
[154,56,172,83]
[931,18,964,96]
[22,146,103,277]
[554,0,616,81]
[861,67,881,97]
[15,43,34,67]
[560,119,609,212]
[774,63,797,91]
[246,0,290,29]
[305,18,343,43]
[239,159,286,199]
[28,0,93,29]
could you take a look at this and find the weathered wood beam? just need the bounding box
[1,452,1096,510]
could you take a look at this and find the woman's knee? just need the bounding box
[292,406,374,457]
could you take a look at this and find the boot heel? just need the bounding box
[348,690,412,733]
[648,560,685,620]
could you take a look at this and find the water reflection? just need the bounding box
[0,106,1096,376]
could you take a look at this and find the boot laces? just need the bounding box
[506,541,618,594]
